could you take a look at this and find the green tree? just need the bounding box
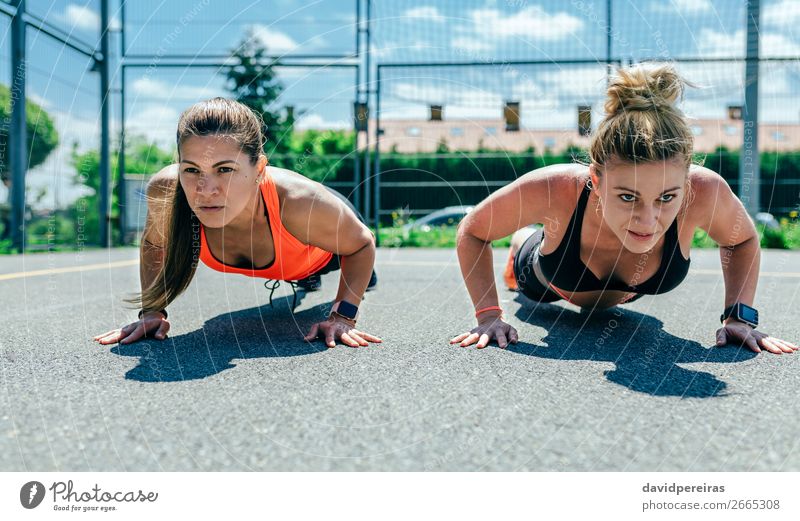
[269,129,355,182]
[225,28,293,155]
[0,83,59,182]
[69,137,174,244]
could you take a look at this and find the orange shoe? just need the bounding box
[503,249,518,291]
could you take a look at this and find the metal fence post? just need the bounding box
[10,0,27,251]
[99,0,111,247]
[741,0,760,216]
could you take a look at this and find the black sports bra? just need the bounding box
[537,179,691,294]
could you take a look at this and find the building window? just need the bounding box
[450,127,464,137]
[405,127,421,137]
[773,131,785,142]
[724,125,737,135]
[484,126,497,136]
[543,137,556,149]
[690,125,703,136]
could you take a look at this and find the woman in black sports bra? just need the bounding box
[450,63,797,356]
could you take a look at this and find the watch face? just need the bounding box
[739,305,758,324]
[336,300,359,319]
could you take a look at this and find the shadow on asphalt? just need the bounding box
[508,294,757,398]
[111,291,334,382]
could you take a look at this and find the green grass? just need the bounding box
[377,226,511,249]
[2,218,798,254]
[377,220,800,250]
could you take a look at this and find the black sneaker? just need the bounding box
[296,273,322,292]
[366,270,378,291]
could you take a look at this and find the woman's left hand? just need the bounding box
[304,315,382,348]
[716,320,799,354]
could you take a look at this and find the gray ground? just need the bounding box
[1,247,799,471]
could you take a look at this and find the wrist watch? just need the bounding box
[139,309,168,319]
[330,300,359,322]
[720,302,758,328]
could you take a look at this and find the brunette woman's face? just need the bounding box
[591,158,688,254]
[178,135,266,228]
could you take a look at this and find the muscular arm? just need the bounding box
[456,165,576,316]
[692,167,760,310]
[279,173,375,308]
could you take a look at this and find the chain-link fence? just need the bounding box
[370,0,800,228]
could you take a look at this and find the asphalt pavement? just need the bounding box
[1,246,799,471]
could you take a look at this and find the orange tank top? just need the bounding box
[198,172,334,281]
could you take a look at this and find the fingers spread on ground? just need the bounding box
[340,332,359,348]
[777,338,799,350]
[460,333,479,347]
[120,324,144,345]
[304,323,320,341]
[496,332,508,349]
[93,329,116,340]
[450,333,469,344]
[477,333,490,349]
[745,336,762,354]
[355,331,382,343]
[97,334,119,345]
[760,337,782,354]
[348,332,368,346]
[156,321,170,340]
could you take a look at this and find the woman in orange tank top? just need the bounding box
[94,98,381,349]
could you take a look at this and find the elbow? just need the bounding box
[146,164,179,199]
[343,228,376,257]
[456,219,485,248]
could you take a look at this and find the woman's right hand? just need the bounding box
[449,312,519,349]
[93,311,170,345]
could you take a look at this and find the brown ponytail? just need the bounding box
[128,97,266,314]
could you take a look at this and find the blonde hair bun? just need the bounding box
[590,62,695,168]
[604,62,687,116]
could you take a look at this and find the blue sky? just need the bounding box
[1,0,799,207]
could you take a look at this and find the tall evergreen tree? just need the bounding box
[225,29,294,154]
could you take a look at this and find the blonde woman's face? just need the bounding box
[178,135,265,228]
[591,158,688,254]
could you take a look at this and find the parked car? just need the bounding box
[755,212,780,231]
[402,205,474,237]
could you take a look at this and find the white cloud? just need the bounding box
[468,6,584,41]
[294,113,350,130]
[650,0,713,15]
[697,28,743,57]
[126,104,182,149]
[763,32,800,57]
[763,0,800,28]
[449,5,583,53]
[131,77,221,102]
[248,25,300,54]
[536,66,607,100]
[62,4,121,32]
[697,28,800,57]
[404,6,445,23]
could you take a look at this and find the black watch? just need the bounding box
[720,303,758,328]
[331,300,359,321]
[139,309,168,319]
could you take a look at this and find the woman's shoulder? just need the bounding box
[685,164,732,217]
[517,163,587,206]
[267,167,345,224]
[267,166,318,202]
